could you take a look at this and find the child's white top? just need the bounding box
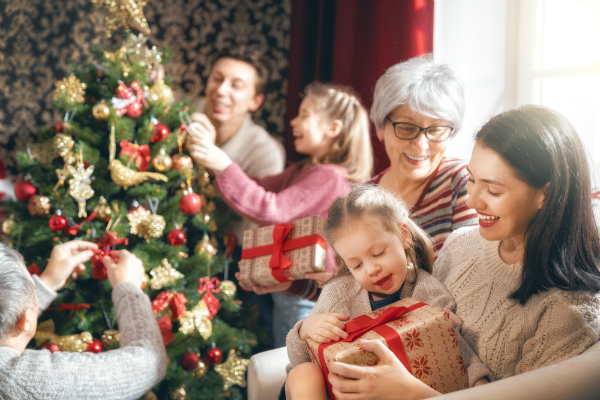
[434,226,600,379]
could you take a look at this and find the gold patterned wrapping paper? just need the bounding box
[239,215,327,288]
[306,298,469,397]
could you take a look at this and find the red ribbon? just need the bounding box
[119,140,151,172]
[151,292,188,320]
[28,263,40,276]
[198,277,220,295]
[68,213,98,236]
[157,315,175,346]
[48,303,91,311]
[317,302,427,400]
[240,222,327,283]
[91,231,129,280]
[203,291,220,319]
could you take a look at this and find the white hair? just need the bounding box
[0,244,37,338]
[370,54,465,133]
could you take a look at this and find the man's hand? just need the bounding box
[188,117,232,172]
[190,113,217,145]
[234,271,292,294]
[102,250,145,289]
[328,340,441,400]
[40,241,98,292]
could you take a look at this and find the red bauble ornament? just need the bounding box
[179,191,202,215]
[55,122,63,132]
[49,213,68,232]
[181,351,199,371]
[167,229,187,247]
[128,200,141,214]
[42,343,60,353]
[15,181,36,202]
[86,338,103,353]
[151,123,171,143]
[204,344,223,365]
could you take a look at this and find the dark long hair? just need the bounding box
[475,105,600,304]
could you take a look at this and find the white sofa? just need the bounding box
[247,341,600,400]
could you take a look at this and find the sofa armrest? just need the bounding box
[248,347,289,400]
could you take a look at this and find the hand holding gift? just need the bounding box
[299,313,350,343]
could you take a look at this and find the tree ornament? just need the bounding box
[219,280,237,300]
[92,100,111,120]
[119,140,151,172]
[111,80,147,118]
[179,189,201,215]
[203,343,223,365]
[214,349,251,390]
[30,133,75,164]
[123,33,162,69]
[128,200,141,213]
[152,291,188,320]
[178,300,212,339]
[34,320,93,352]
[172,154,193,172]
[141,273,149,290]
[93,196,112,220]
[152,148,173,172]
[127,197,165,241]
[49,210,68,232]
[203,291,220,319]
[149,259,184,290]
[194,234,217,259]
[170,386,187,400]
[150,123,170,143]
[101,329,120,350]
[167,229,186,247]
[42,343,61,353]
[197,166,211,186]
[67,154,95,218]
[91,230,129,280]
[142,392,158,400]
[55,122,63,132]
[15,181,36,202]
[53,74,86,106]
[91,0,151,39]
[86,338,103,353]
[149,80,174,106]
[219,258,237,299]
[28,195,51,217]
[2,215,15,235]
[108,124,167,189]
[198,277,220,295]
[181,351,199,371]
[192,360,208,378]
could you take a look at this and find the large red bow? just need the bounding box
[91,231,129,280]
[151,291,188,320]
[157,315,175,346]
[318,302,427,400]
[198,277,220,295]
[119,140,151,172]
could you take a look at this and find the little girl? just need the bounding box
[284,185,492,400]
[189,83,374,346]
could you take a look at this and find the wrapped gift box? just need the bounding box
[239,215,328,287]
[306,298,468,398]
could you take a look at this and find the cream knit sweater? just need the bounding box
[434,226,600,380]
[286,264,494,387]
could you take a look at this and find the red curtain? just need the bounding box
[284,0,434,175]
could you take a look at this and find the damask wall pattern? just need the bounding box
[0,0,291,166]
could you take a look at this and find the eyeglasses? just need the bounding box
[385,116,455,142]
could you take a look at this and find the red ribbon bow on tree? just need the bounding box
[68,213,98,236]
[91,231,129,280]
[197,277,220,295]
[28,263,41,276]
[151,291,188,320]
[157,315,175,346]
[119,140,151,172]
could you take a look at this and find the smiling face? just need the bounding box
[205,58,264,127]
[466,143,547,245]
[379,105,452,183]
[332,215,412,300]
[290,95,337,158]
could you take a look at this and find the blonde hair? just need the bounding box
[302,82,373,183]
[323,184,434,280]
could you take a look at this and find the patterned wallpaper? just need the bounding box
[0,0,291,166]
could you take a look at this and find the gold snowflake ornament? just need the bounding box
[214,349,251,391]
[149,258,184,290]
[92,0,151,38]
[53,75,86,106]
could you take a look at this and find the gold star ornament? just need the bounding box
[214,349,250,391]
[53,75,86,106]
[92,0,151,38]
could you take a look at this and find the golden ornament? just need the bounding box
[91,0,151,39]
[194,234,218,259]
[170,386,187,400]
[149,80,174,106]
[2,215,15,235]
[101,329,120,350]
[109,125,167,189]
[219,280,237,300]
[149,258,184,290]
[152,148,172,172]
[123,33,162,69]
[141,392,158,400]
[192,360,208,378]
[141,273,149,289]
[53,74,86,105]
[172,154,193,172]
[146,214,166,238]
[127,206,165,241]
[34,320,93,352]
[31,133,75,164]
[67,156,95,218]
[93,196,112,220]
[92,100,111,120]
[28,195,51,217]
[214,349,250,391]
[197,167,210,186]
[178,300,212,339]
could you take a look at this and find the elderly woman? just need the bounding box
[0,241,166,399]
[368,55,478,256]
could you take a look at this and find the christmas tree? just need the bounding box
[2,4,258,399]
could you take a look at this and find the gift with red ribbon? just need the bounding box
[306,298,469,398]
[151,291,188,320]
[239,215,328,287]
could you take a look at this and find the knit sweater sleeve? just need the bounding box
[214,162,348,226]
[515,290,600,375]
[0,282,167,400]
[410,269,494,386]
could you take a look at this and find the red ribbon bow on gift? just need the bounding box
[151,291,188,320]
[68,213,98,236]
[119,140,151,172]
[198,277,220,295]
[240,222,327,283]
[91,231,129,280]
[157,315,175,346]
[318,302,427,400]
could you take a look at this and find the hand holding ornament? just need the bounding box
[102,249,145,288]
[40,240,99,292]
[189,113,217,144]
[189,131,232,172]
